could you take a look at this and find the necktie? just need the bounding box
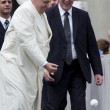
[4,20,9,30]
[64,12,73,65]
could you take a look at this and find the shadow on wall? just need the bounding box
[73,1,88,11]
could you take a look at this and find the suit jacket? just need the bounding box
[0,1,52,110]
[45,5,103,84]
[0,22,6,50]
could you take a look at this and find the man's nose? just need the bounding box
[6,1,10,5]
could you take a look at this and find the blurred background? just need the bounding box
[73,0,110,40]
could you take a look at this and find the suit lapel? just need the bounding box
[43,13,52,42]
[54,6,66,41]
[36,13,45,34]
[30,2,47,37]
[72,7,79,42]
[0,22,6,35]
[35,12,52,40]
[54,6,79,42]
[44,14,52,36]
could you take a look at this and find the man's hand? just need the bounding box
[44,62,58,74]
[43,69,54,82]
[95,74,103,86]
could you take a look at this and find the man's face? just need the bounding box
[0,0,12,16]
[33,0,51,14]
[59,0,74,11]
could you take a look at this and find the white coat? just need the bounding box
[0,1,52,110]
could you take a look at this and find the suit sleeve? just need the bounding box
[11,7,47,67]
[86,13,103,75]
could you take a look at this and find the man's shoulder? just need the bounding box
[0,21,3,29]
[0,21,5,35]
[72,6,88,15]
[14,1,35,15]
[11,1,37,22]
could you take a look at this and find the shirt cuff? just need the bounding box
[41,61,48,67]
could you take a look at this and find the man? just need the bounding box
[0,0,58,110]
[0,0,12,50]
[41,0,103,110]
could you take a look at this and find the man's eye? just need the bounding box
[1,1,12,4]
[8,1,12,4]
[1,1,6,4]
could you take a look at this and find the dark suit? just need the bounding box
[41,5,103,110]
[0,22,6,50]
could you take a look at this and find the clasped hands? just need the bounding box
[44,63,58,82]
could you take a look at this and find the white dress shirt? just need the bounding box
[58,4,77,60]
[0,16,11,29]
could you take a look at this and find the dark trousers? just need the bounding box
[41,59,86,110]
